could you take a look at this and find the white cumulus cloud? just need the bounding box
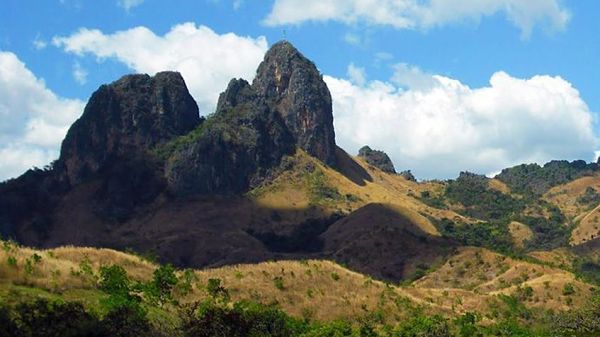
[327,66,598,179]
[0,51,85,181]
[264,0,570,38]
[52,23,268,114]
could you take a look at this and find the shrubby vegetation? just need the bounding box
[5,258,596,337]
[576,186,600,207]
[495,160,598,196]
[446,172,525,221]
[432,171,575,253]
[437,218,514,254]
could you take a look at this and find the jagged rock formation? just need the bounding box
[358,146,396,174]
[165,41,337,196]
[164,79,295,196]
[59,72,200,186]
[252,41,336,166]
[0,41,457,283]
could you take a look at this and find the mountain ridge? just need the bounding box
[1,40,600,287]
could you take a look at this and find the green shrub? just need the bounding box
[393,314,451,337]
[11,299,100,337]
[100,306,154,337]
[145,263,177,304]
[562,283,575,296]
[99,265,130,296]
[274,276,285,290]
[7,256,17,267]
[180,300,307,337]
[206,278,229,300]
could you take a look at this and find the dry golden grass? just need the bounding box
[1,242,593,322]
[251,149,473,236]
[413,247,592,311]
[508,221,534,248]
[0,242,155,292]
[541,174,600,245]
[0,240,432,323]
[527,248,577,268]
[571,204,600,245]
[488,179,511,195]
[544,175,600,219]
[187,260,431,322]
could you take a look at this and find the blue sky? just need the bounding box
[1,0,599,180]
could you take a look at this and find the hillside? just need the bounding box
[1,39,600,336]
[1,240,597,336]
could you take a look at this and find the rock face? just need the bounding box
[59,72,200,185]
[252,41,337,167]
[164,79,295,196]
[165,41,338,196]
[358,146,396,174]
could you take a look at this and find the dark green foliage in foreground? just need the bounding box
[98,265,143,314]
[144,263,178,305]
[0,296,556,337]
[180,299,308,337]
[4,260,598,337]
[1,299,154,337]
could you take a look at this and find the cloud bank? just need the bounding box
[327,66,597,179]
[0,52,85,181]
[53,23,268,114]
[264,0,570,38]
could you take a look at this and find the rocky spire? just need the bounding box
[358,146,396,174]
[58,71,200,185]
[252,41,337,166]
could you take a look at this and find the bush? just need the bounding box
[145,263,177,305]
[100,306,154,337]
[180,300,307,337]
[98,264,143,314]
[562,283,575,296]
[274,276,285,290]
[99,265,130,296]
[11,299,100,337]
[206,278,229,300]
[393,314,451,337]
[300,320,354,337]
[0,305,17,337]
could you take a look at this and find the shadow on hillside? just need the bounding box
[333,147,372,186]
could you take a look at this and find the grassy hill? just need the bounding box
[1,239,598,336]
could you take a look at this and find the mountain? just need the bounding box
[1,40,600,336]
[0,41,452,282]
[1,40,600,286]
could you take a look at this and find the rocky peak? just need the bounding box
[58,71,200,185]
[358,146,396,174]
[215,78,256,114]
[252,40,337,166]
